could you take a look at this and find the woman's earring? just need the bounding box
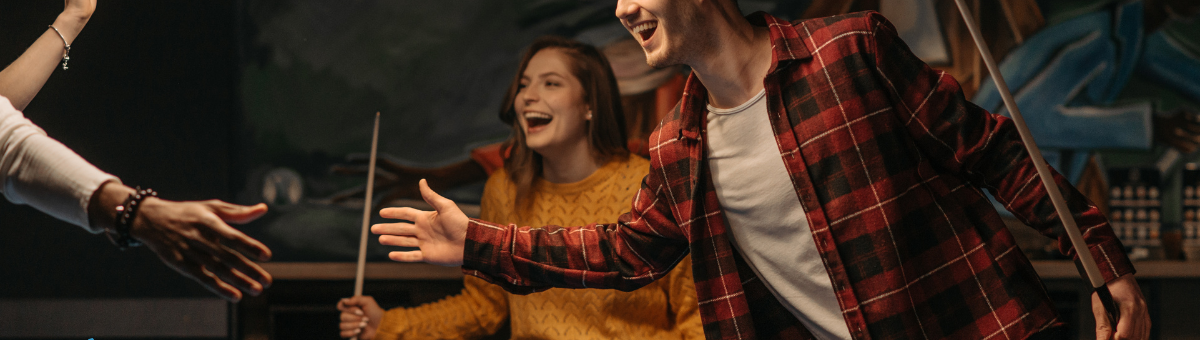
[586,110,593,120]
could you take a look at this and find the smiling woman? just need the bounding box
[500,36,630,211]
[336,36,703,340]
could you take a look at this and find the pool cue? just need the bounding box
[350,112,380,340]
[355,112,381,297]
[950,0,1120,327]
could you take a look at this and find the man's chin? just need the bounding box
[644,51,678,69]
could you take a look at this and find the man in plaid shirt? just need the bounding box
[374,0,1150,339]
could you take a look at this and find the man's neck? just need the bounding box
[690,21,773,109]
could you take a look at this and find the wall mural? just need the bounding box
[235,0,1200,261]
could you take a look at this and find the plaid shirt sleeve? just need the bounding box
[868,14,1134,282]
[462,165,692,294]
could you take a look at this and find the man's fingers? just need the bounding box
[418,179,457,214]
[172,256,243,302]
[388,250,424,262]
[181,246,263,295]
[183,229,270,286]
[378,235,420,247]
[372,222,419,236]
[209,201,269,224]
[207,222,273,262]
[1092,292,1114,340]
[193,204,273,261]
[379,206,428,221]
[202,241,273,290]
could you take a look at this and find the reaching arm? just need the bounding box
[375,171,690,293]
[0,0,95,111]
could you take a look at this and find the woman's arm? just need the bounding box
[0,0,95,111]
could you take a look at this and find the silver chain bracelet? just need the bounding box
[48,25,71,70]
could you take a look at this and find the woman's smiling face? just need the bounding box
[515,48,591,156]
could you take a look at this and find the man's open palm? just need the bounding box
[372,179,468,266]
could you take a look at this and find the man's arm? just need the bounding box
[865,12,1148,339]
[1,96,272,301]
[0,0,95,111]
[375,172,690,293]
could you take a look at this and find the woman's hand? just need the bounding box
[337,296,384,339]
[61,0,97,23]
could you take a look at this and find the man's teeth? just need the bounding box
[633,22,657,34]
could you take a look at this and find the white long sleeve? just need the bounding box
[0,95,119,232]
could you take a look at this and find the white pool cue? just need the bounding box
[950,0,1120,326]
[355,112,381,297]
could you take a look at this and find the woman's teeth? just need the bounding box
[524,112,552,128]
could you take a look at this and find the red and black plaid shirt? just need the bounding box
[464,12,1134,340]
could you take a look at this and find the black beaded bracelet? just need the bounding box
[105,187,156,250]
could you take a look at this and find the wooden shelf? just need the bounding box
[261,261,1200,281]
[261,262,463,280]
[1031,260,1200,279]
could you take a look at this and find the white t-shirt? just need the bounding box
[0,95,118,231]
[706,89,852,340]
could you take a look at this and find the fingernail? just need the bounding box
[355,309,363,316]
[355,328,362,334]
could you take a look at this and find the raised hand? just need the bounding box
[372,179,468,266]
[62,0,97,22]
[337,295,384,339]
[1092,274,1150,340]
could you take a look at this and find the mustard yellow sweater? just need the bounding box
[375,155,703,340]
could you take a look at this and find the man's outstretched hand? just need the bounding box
[90,182,274,302]
[372,179,468,266]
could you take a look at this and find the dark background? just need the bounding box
[0,0,240,298]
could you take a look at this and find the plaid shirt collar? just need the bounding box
[678,12,812,140]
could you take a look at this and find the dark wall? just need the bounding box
[0,1,241,298]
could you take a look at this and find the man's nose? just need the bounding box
[615,0,639,21]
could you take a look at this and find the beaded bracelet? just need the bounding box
[106,187,157,250]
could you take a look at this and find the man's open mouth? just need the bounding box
[633,21,657,42]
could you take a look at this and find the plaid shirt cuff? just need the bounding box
[1080,236,1137,283]
[463,218,507,276]
[461,218,544,294]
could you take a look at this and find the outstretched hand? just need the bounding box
[372,179,468,266]
[130,196,274,302]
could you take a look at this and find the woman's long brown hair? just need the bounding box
[498,36,629,212]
